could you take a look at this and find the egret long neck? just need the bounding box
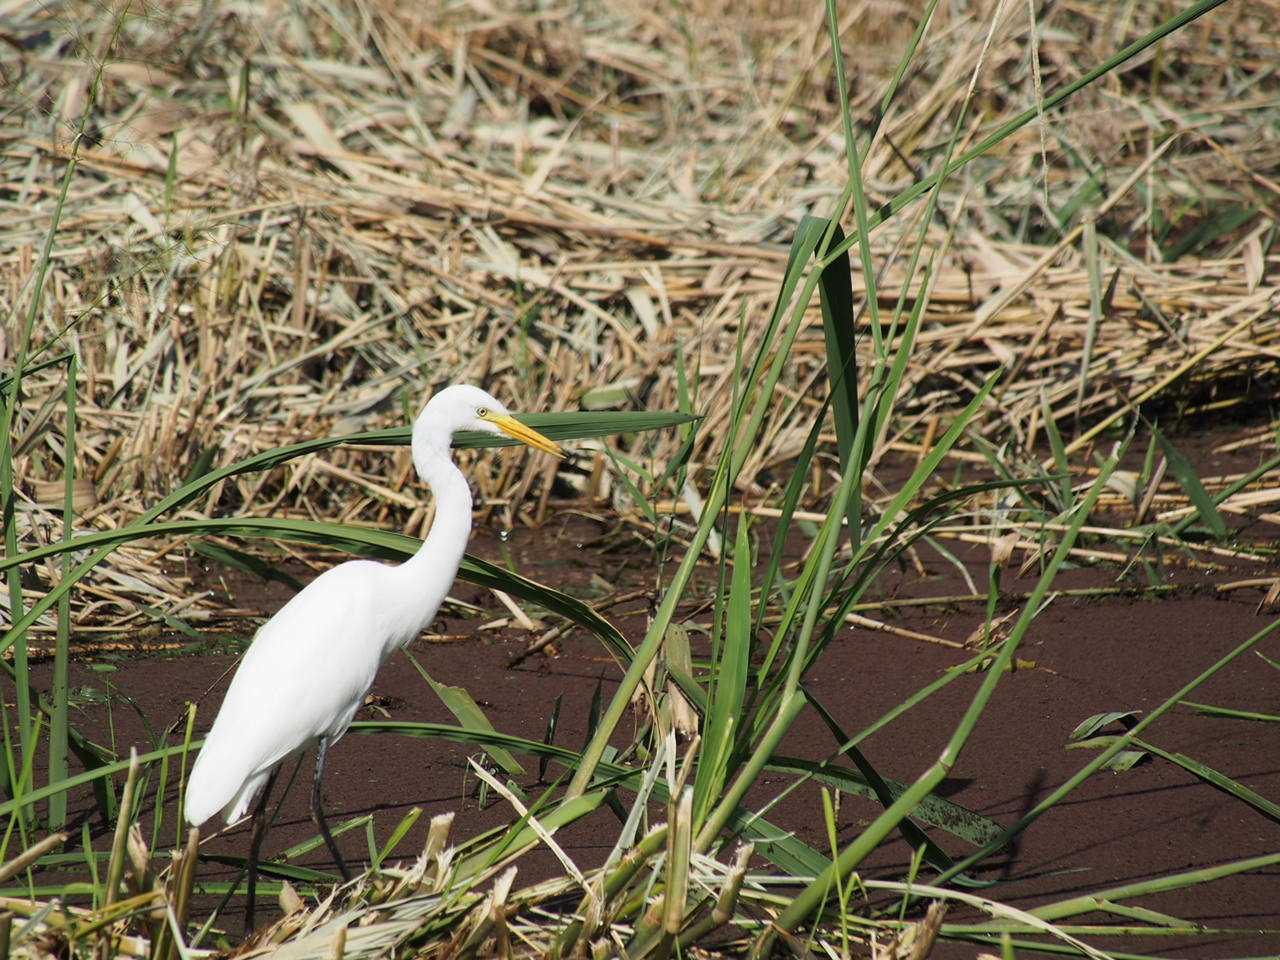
[414,449,473,568]
[391,434,473,646]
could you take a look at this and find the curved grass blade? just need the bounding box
[1153,426,1227,538]
[0,517,632,662]
[1181,701,1279,724]
[404,651,525,778]
[1079,735,1280,824]
[1026,850,1280,923]
[0,412,690,660]
[767,755,1001,848]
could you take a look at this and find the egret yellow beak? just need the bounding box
[487,413,564,458]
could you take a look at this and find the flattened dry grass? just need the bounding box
[2,3,1278,625]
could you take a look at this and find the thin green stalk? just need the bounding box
[867,0,941,144]
[826,0,882,355]
[550,825,669,957]
[822,0,1231,264]
[49,357,76,829]
[1027,850,1280,922]
[1073,217,1102,429]
[0,712,43,874]
[176,703,196,848]
[0,0,122,780]
[103,750,140,910]
[693,691,805,852]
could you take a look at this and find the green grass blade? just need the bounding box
[405,654,525,778]
[1181,701,1279,723]
[752,399,829,641]
[454,790,605,882]
[1040,392,1073,508]
[48,356,77,830]
[1172,447,1280,537]
[0,517,633,664]
[825,0,882,356]
[692,518,752,828]
[1153,426,1227,538]
[802,217,859,475]
[374,807,422,869]
[0,354,74,393]
[1120,736,1280,823]
[867,0,940,144]
[1029,850,1280,922]
[766,754,1001,847]
[0,18,119,780]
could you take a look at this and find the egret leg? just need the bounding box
[312,736,352,882]
[245,767,280,932]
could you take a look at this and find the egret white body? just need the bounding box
[183,384,561,922]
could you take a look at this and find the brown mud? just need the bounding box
[24,422,1280,958]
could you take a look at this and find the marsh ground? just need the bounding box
[29,421,1280,957]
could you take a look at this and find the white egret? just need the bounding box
[183,384,562,927]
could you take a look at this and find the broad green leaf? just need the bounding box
[768,754,1002,848]
[407,655,524,777]
[1154,426,1227,538]
[1068,711,1140,741]
[799,216,859,487]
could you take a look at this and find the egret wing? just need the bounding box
[185,561,388,825]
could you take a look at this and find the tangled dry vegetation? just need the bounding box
[3,0,1279,638]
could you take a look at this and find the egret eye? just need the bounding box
[477,406,490,418]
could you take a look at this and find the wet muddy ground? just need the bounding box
[22,423,1280,957]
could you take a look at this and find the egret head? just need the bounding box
[414,384,563,459]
